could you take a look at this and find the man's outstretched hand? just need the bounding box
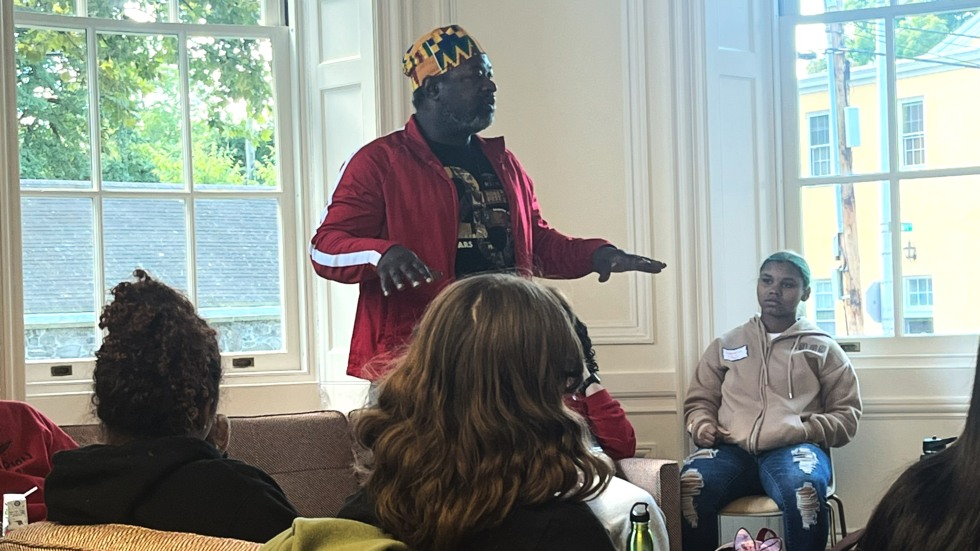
[592,246,667,283]
[376,245,439,296]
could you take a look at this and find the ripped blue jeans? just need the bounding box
[679,443,830,551]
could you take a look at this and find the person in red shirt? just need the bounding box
[0,400,78,522]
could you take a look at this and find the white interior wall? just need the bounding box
[307,0,379,412]
[704,0,781,332]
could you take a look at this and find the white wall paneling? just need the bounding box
[450,0,656,344]
[306,0,379,410]
[704,0,781,336]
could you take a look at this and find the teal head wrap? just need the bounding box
[762,251,811,290]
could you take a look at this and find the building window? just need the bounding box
[13,0,301,375]
[813,278,836,335]
[782,3,980,339]
[901,99,925,168]
[905,276,933,309]
[808,112,832,177]
[903,275,934,335]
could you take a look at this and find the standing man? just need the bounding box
[310,25,666,381]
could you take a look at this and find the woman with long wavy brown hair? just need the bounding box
[337,273,616,551]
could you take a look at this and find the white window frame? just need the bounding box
[777,0,980,358]
[808,111,833,177]
[1,0,321,403]
[899,97,926,168]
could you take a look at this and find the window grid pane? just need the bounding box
[21,197,98,360]
[17,27,92,188]
[905,276,933,308]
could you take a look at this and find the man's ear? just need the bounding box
[802,287,811,302]
[205,413,230,453]
[422,78,441,103]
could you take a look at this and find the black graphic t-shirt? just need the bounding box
[427,139,515,277]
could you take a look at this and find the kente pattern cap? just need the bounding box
[403,25,484,90]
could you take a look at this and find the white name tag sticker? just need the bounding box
[722,345,749,362]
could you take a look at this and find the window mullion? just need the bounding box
[884,12,905,337]
[86,22,107,335]
[177,29,198,307]
[86,24,102,192]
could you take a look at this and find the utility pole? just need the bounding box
[828,13,865,334]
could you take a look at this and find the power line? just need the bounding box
[797,23,980,71]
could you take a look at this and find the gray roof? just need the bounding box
[22,190,282,320]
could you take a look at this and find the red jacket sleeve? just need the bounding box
[566,390,637,460]
[309,148,399,284]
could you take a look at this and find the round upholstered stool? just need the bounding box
[717,494,845,546]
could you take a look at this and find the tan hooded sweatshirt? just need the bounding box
[684,315,862,454]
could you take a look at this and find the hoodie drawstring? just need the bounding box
[788,335,802,399]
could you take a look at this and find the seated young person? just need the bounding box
[555,296,669,551]
[0,401,78,522]
[681,251,862,551]
[337,273,617,551]
[856,339,980,551]
[44,270,298,543]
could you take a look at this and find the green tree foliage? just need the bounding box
[806,2,976,73]
[14,0,277,187]
[16,27,90,181]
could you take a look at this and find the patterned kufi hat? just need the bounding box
[403,25,485,90]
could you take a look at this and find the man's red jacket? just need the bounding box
[310,116,609,380]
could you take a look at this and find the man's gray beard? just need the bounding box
[441,109,494,137]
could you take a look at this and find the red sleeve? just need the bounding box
[569,390,637,460]
[309,147,399,284]
[0,401,78,522]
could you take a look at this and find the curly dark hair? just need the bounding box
[571,314,600,375]
[93,269,222,440]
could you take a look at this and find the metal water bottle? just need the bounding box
[627,502,655,551]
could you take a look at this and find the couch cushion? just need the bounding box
[0,522,260,551]
[225,411,360,518]
[59,424,103,448]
